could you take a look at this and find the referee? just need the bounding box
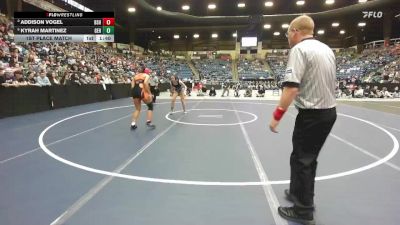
[269,15,337,225]
[149,71,159,103]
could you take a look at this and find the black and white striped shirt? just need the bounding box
[283,38,337,109]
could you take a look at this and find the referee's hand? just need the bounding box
[269,118,279,133]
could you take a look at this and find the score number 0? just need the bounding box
[102,18,115,26]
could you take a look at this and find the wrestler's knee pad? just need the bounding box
[146,102,154,111]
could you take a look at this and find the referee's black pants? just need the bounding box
[289,107,336,212]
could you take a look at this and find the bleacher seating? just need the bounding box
[145,58,193,80]
[193,59,232,83]
[238,59,271,79]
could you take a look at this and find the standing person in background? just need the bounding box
[221,80,230,97]
[234,83,240,97]
[269,15,337,225]
[149,70,159,103]
[169,74,187,114]
[130,65,155,130]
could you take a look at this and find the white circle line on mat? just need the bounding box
[165,109,258,126]
[38,104,399,186]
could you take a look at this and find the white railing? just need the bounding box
[364,38,400,49]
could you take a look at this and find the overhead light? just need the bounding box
[128,7,136,12]
[358,22,366,27]
[317,30,325,35]
[232,33,237,37]
[208,3,216,9]
[332,22,340,27]
[264,24,271,29]
[273,32,280,36]
[212,33,218,38]
[296,1,305,6]
[174,34,180,39]
[340,30,346,34]
[193,34,200,38]
[325,0,334,5]
[282,23,289,29]
[358,0,367,3]
[182,5,190,10]
[265,1,274,7]
[238,3,246,8]
[158,36,162,39]
[156,6,162,11]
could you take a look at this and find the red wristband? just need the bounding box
[273,107,286,121]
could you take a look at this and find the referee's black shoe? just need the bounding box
[278,207,315,225]
[285,189,315,209]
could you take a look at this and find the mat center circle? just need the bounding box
[165,108,258,126]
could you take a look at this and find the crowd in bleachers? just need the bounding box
[336,46,400,83]
[266,56,287,83]
[266,46,400,98]
[267,46,400,82]
[335,46,400,98]
[238,59,271,79]
[0,15,192,88]
[193,59,232,83]
[145,57,192,81]
[1,11,399,99]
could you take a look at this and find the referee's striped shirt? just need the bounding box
[282,38,337,109]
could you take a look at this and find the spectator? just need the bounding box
[48,71,60,85]
[221,81,230,97]
[88,73,97,84]
[244,86,252,97]
[36,70,51,86]
[78,73,88,85]
[370,86,378,98]
[103,74,114,84]
[94,71,102,84]
[393,86,399,98]
[4,69,15,85]
[363,85,371,98]
[27,71,39,86]
[0,48,8,62]
[9,48,22,67]
[381,87,393,98]
[257,84,266,97]
[209,86,217,96]
[234,83,240,97]
[13,70,27,85]
[69,73,81,86]
[0,65,5,85]
[354,86,364,98]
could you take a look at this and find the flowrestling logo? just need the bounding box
[362,11,383,18]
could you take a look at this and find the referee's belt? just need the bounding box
[297,107,336,113]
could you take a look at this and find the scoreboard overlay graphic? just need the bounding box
[14,12,114,43]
